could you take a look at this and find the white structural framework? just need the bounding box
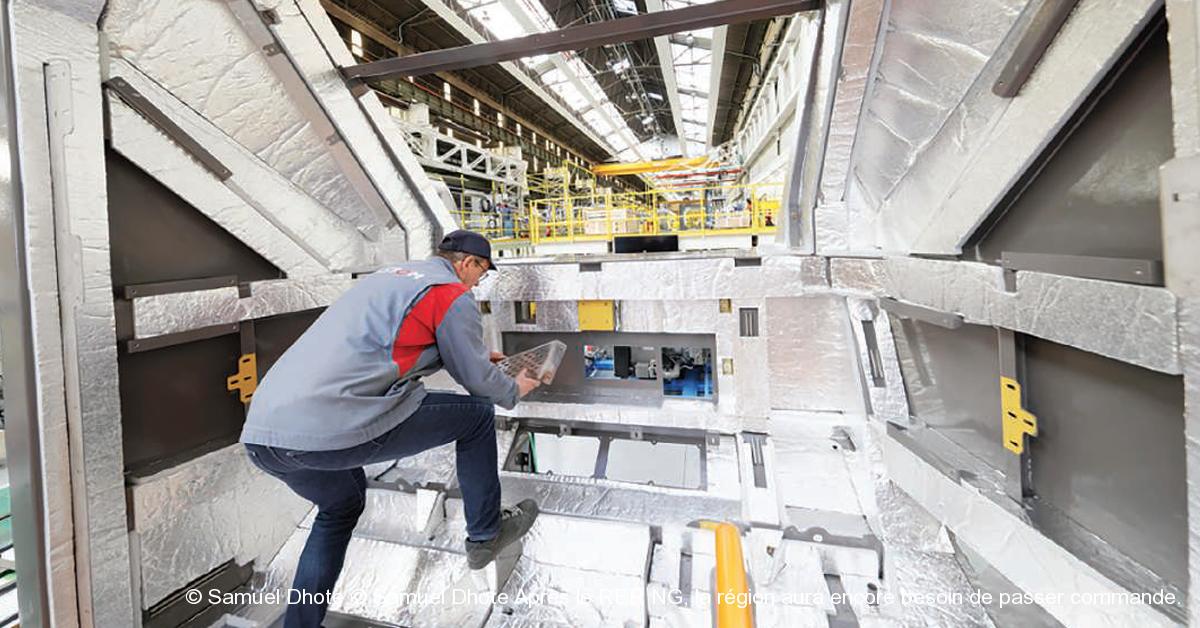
[0,1,1196,628]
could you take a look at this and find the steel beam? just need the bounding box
[342,0,821,80]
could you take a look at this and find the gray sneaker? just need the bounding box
[465,499,540,570]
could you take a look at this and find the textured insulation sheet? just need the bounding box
[102,0,384,230]
[766,296,866,413]
[478,255,828,302]
[1182,298,1200,627]
[131,274,353,338]
[884,432,1176,627]
[829,257,1180,374]
[11,3,133,625]
[813,0,886,254]
[130,444,310,608]
[846,299,909,423]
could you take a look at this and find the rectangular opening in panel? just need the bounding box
[506,432,599,478]
[661,347,714,399]
[605,440,702,489]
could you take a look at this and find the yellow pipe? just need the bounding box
[700,521,753,628]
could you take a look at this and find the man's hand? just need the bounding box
[515,369,541,398]
[490,351,506,364]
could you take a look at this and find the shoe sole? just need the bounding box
[466,510,539,570]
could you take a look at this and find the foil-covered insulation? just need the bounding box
[766,296,865,413]
[10,4,133,624]
[502,399,742,434]
[131,275,353,338]
[106,60,374,272]
[883,430,1175,626]
[130,444,310,608]
[829,257,1181,374]
[499,474,742,528]
[894,0,1162,254]
[847,299,910,424]
[771,420,866,516]
[813,0,885,254]
[287,0,457,253]
[102,0,383,229]
[258,490,653,627]
[845,0,1027,251]
[479,255,828,302]
[1182,298,1200,627]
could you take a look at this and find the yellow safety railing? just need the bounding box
[449,181,781,249]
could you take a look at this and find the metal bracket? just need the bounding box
[1000,376,1038,454]
[226,353,258,404]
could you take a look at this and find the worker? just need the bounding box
[239,230,542,628]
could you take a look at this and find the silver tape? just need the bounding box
[129,444,310,608]
[131,275,353,338]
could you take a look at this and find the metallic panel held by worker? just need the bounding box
[238,230,542,628]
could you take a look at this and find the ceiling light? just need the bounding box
[648,92,664,101]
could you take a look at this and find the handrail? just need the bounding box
[700,521,754,628]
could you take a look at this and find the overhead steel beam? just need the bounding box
[342,0,821,80]
[645,0,689,157]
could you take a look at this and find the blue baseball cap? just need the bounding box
[438,229,497,270]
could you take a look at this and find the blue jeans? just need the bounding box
[244,393,501,628]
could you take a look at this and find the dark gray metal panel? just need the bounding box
[1000,252,1163,285]
[972,18,1171,270]
[502,331,716,405]
[1025,337,1187,597]
[889,318,1007,472]
[879,298,963,330]
[342,0,821,79]
[106,149,282,287]
[992,0,1081,97]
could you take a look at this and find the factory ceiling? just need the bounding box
[326,0,788,163]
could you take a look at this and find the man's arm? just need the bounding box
[435,292,520,409]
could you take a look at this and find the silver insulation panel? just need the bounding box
[131,275,354,338]
[767,296,866,414]
[1182,297,1200,627]
[846,299,909,423]
[844,0,1028,252]
[883,428,1176,626]
[813,0,885,254]
[102,0,381,232]
[11,3,134,624]
[256,490,652,627]
[106,60,371,273]
[830,257,1180,374]
[479,255,828,301]
[284,0,459,253]
[130,444,310,608]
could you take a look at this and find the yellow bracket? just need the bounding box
[1001,376,1037,454]
[227,353,258,405]
[577,300,615,331]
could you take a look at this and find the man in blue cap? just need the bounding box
[240,230,542,628]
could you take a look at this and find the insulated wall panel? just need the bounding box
[766,296,863,413]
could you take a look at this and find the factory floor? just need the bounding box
[221,412,1025,628]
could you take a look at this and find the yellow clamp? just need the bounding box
[1000,376,1037,454]
[227,353,258,405]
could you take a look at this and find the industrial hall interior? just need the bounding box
[0,0,1198,626]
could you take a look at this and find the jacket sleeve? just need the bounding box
[435,292,520,409]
